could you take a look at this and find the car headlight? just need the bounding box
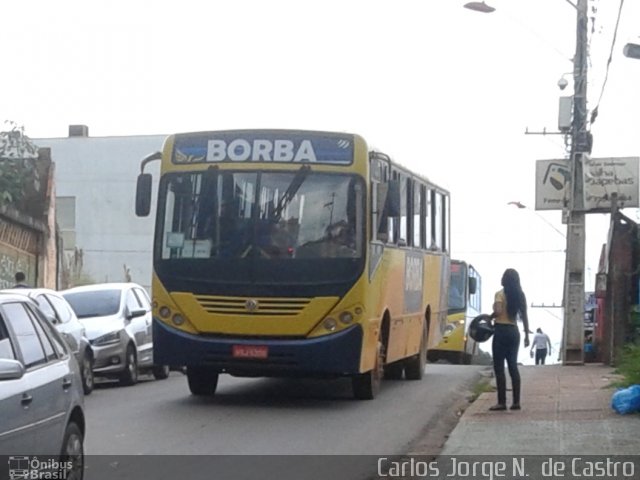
[92,331,121,346]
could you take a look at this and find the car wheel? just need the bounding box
[119,345,138,386]
[187,367,219,396]
[152,365,170,380]
[60,421,84,480]
[80,353,94,395]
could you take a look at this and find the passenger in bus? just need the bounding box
[216,199,247,257]
[489,268,531,411]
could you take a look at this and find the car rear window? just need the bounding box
[63,289,122,318]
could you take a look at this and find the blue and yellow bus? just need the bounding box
[135,129,451,399]
[428,260,481,365]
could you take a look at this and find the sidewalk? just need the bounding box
[440,364,640,455]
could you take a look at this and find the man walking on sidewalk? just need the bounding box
[530,328,552,365]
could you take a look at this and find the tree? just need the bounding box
[0,121,40,209]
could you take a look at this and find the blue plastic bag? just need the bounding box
[611,384,640,414]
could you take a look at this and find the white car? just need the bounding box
[0,292,85,476]
[3,288,95,395]
[62,283,169,386]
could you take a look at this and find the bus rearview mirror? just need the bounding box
[136,173,153,217]
[468,277,477,295]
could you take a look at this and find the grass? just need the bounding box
[469,378,496,402]
[613,343,640,387]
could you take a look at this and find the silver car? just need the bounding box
[62,283,169,385]
[4,288,95,395]
[0,292,85,478]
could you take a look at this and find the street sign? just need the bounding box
[583,156,639,211]
[536,157,639,212]
[535,159,570,211]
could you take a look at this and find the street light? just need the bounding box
[507,201,566,239]
[623,42,640,59]
[463,2,495,13]
[468,0,589,365]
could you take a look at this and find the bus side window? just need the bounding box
[400,176,409,247]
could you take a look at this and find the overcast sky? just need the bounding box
[3,0,640,364]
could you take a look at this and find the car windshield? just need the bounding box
[63,289,122,319]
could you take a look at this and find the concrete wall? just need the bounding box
[34,132,165,291]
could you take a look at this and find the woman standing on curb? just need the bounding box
[489,268,531,411]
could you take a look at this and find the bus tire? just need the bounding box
[352,342,383,400]
[383,361,404,380]
[187,367,219,396]
[405,324,427,380]
[462,353,472,365]
[152,365,170,380]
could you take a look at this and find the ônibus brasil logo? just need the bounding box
[8,456,73,480]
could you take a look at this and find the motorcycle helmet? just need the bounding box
[469,314,494,343]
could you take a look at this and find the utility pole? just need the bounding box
[562,0,590,365]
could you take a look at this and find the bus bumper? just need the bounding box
[153,319,362,377]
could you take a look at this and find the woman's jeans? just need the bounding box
[492,323,521,405]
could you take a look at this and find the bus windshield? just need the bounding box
[156,170,364,281]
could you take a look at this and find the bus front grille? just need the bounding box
[193,296,312,316]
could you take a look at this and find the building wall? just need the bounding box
[34,131,165,291]
[0,212,41,288]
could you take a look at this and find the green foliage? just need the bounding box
[613,344,640,387]
[470,378,495,402]
[0,121,40,208]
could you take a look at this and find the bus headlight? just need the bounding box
[159,306,171,319]
[339,312,354,325]
[444,324,456,336]
[323,318,337,332]
[172,314,185,326]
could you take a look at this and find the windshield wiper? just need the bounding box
[272,165,310,222]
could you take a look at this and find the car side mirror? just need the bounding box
[46,314,59,325]
[127,308,147,320]
[0,359,25,381]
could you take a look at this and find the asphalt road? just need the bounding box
[83,364,483,479]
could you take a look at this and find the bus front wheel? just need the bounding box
[187,367,219,396]
[352,342,384,400]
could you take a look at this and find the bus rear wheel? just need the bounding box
[383,361,404,380]
[187,367,219,396]
[404,324,427,380]
[352,342,384,400]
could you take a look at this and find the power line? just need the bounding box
[455,249,565,255]
[590,0,626,124]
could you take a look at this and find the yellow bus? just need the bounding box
[428,260,481,365]
[135,129,450,399]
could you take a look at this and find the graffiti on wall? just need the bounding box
[0,243,34,288]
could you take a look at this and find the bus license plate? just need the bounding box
[232,345,268,359]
